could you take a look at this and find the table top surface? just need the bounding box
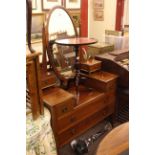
[96,122,129,155]
[55,37,97,46]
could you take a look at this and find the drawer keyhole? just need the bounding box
[62,106,68,113]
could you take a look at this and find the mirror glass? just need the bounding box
[48,8,76,40]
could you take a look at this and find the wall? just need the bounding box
[123,0,129,26]
[88,0,117,42]
[32,0,117,42]
[32,0,42,13]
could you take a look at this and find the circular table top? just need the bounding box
[96,122,129,155]
[54,37,97,46]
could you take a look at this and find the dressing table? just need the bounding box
[42,6,118,148]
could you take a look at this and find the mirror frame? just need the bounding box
[44,6,78,86]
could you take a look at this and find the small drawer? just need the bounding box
[55,98,75,117]
[41,76,56,88]
[82,71,118,93]
[83,78,117,93]
[58,126,78,146]
[80,60,102,73]
[43,87,76,117]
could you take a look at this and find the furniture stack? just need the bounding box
[43,61,118,148]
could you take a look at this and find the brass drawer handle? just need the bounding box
[61,106,68,113]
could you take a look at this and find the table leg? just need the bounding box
[74,46,80,104]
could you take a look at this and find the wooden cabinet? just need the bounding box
[43,71,118,147]
[26,53,44,120]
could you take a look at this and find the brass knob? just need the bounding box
[62,106,68,113]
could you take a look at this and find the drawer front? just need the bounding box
[84,78,116,92]
[55,98,75,117]
[56,94,106,132]
[80,62,101,73]
[57,103,114,147]
[56,92,116,132]
[89,63,101,72]
[41,75,57,88]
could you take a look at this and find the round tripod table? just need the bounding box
[96,122,129,155]
[55,37,97,103]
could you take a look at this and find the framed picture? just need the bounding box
[69,10,81,27]
[31,13,45,41]
[32,0,42,13]
[65,0,81,9]
[42,0,62,11]
[94,9,104,21]
[32,0,37,10]
[93,0,104,9]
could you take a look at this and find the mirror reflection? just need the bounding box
[48,8,76,40]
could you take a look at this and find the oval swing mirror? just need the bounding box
[45,6,78,88]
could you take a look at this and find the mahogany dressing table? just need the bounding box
[42,6,118,148]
